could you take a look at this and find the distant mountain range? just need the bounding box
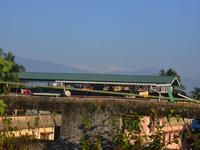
[15,56,93,73]
[107,67,160,76]
[15,56,199,95]
[72,64,133,73]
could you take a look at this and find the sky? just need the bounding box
[0,1,200,79]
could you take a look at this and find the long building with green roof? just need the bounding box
[18,72,180,87]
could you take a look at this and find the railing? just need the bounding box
[0,81,199,103]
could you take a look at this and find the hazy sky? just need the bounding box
[0,1,200,78]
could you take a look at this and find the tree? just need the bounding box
[158,68,181,82]
[190,87,200,100]
[4,52,15,62]
[11,63,26,72]
[158,68,186,95]
[0,50,26,94]
[4,52,26,72]
[0,56,16,94]
[0,47,4,56]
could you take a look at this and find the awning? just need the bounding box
[55,80,158,86]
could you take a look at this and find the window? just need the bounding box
[40,132,53,140]
[149,117,161,133]
[182,130,186,141]
[149,117,154,133]
[157,118,160,130]
[168,132,171,144]
[123,116,140,131]
[163,133,165,144]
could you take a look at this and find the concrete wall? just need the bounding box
[1,95,200,149]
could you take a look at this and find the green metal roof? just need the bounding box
[18,72,180,86]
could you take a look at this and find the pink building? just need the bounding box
[124,116,191,149]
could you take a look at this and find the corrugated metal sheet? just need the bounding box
[18,72,179,86]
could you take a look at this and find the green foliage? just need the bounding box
[52,111,57,116]
[0,49,26,94]
[93,103,147,149]
[0,99,34,149]
[81,135,90,150]
[27,122,31,131]
[179,127,200,150]
[0,55,17,94]
[167,107,181,123]
[81,103,200,150]
[0,99,7,115]
[81,134,103,150]
[81,110,103,150]
[190,87,200,100]
[34,116,40,128]
[81,111,91,130]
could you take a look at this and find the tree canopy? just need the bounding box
[158,68,181,82]
[190,87,200,100]
[0,48,26,94]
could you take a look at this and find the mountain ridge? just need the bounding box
[15,56,93,73]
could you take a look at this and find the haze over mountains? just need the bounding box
[15,56,93,74]
[73,64,133,74]
[15,56,199,95]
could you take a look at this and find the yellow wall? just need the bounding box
[139,91,149,96]
[103,86,130,91]
[13,127,55,140]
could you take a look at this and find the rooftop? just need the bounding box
[18,72,180,86]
